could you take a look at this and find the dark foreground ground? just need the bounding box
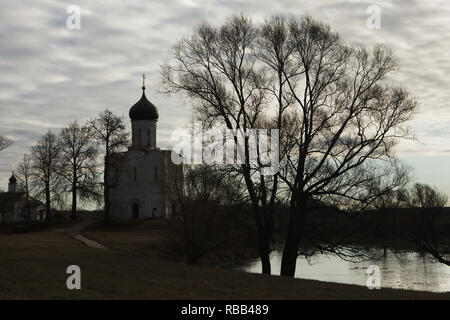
[0,221,449,299]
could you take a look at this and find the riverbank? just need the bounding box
[0,229,449,299]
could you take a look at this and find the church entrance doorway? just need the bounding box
[132,203,139,219]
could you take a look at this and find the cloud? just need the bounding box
[1,0,450,196]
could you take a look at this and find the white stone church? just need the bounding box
[108,76,183,220]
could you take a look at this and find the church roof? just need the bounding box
[9,173,16,184]
[129,78,159,121]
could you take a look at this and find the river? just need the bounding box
[233,247,450,292]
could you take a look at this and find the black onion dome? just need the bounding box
[129,88,159,121]
[9,173,16,183]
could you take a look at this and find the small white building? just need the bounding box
[108,77,183,220]
[0,172,44,222]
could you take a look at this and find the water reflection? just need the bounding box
[234,248,450,292]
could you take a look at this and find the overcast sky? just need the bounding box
[1,0,449,200]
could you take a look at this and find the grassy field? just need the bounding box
[84,218,258,264]
[0,220,448,299]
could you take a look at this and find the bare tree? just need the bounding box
[174,164,248,264]
[268,16,418,276]
[162,14,418,276]
[163,14,417,277]
[0,136,12,152]
[399,183,450,265]
[90,109,129,223]
[58,121,100,220]
[31,130,62,221]
[16,154,33,219]
[162,15,281,274]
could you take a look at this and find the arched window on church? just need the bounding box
[133,167,137,182]
[154,165,158,181]
[147,129,150,146]
[138,129,142,146]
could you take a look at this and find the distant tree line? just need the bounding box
[369,181,450,265]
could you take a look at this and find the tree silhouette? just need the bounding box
[163,14,417,277]
[162,15,281,274]
[58,121,100,220]
[90,109,129,223]
[263,16,417,276]
[30,130,62,221]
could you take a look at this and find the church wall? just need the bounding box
[109,148,182,220]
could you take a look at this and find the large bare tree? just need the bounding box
[58,121,99,220]
[90,109,129,223]
[263,16,418,276]
[162,15,281,274]
[163,14,417,277]
[31,130,62,221]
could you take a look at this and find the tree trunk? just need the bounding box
[255,205,271,274]
[258,241,271,274]
[280,209,299,276]
[280,197,306,277]
[241,163,272,274]
[257,226,271,274]
[71,183,77,220]
[259,177,274,275]
[45,183,51,222]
